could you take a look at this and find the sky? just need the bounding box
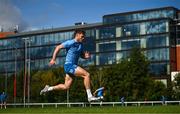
[0,0,180,32]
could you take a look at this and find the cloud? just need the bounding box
[0,0,28,32]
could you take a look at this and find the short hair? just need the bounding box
[73,29,85,37]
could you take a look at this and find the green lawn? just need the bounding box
[0,106,180,114]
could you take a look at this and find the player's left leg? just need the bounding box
[51,74,73,90]
[4,102,6,109]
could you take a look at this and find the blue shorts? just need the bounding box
[64,63,78,76]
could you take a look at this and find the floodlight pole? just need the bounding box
[22,38,31,107]
[67,89,69,107]
[14,46,17,105]
[27,39,31,106]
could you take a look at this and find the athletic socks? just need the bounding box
[86,89,93,98]
[47,86,54,91]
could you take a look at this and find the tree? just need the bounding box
[145,81,166,100]
[173,73,180,100]
[89,66,106,90]
[103,48,157,101]
[31,67,66,102]
[3,47,171,103]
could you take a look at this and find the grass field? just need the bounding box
[0,105,180,114]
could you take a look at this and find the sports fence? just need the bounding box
[6,101,180,108]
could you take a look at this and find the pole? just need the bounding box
[14,47,17,105]
[5,68,7,93]
[67,89,69,107]
[27,40,31,105]
[22,38,31,106]
[23,39,27,107]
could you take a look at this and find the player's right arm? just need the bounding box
[49,44,64,66]
[49,39,74,66]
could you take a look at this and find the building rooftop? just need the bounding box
[103,6,178,18]
[0,32,15,38]
[6,22,102,38]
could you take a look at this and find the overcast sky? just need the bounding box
[0,0,180,31]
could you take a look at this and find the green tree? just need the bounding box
[173,73,180,100]
[69,77,86,102]
[145,81,166,100]
[103,48,156,101]
[89,66,106,91]
[31,67,66,102]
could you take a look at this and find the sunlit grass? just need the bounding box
[0,105,180,114]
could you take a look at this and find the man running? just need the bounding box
[40,29,100,102]
[0,92,7,109]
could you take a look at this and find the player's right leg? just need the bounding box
[40,74,73,95]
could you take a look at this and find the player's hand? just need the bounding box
[84,51,90,59]
[49,59,56,66]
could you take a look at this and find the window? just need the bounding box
[99,52,116,65]
[79,54,95,66]
[149,63,169,75]
[83,36,96,52]
[99,43,116,52]
[116,51,130,62]
[177,39,180,45]
[103,9,175,24]
[99,27,115,39]
[146,48,169,61]
[121,39,140,50]
[145,21,167,34]
[146,35,168,48]
[123,24,140,36]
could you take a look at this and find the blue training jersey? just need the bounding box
[0,93,7,101]
[62,39,83,65]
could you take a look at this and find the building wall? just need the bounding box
[177,46,180,71]
[0,7,178,80]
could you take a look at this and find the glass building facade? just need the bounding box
[0,7,179,81]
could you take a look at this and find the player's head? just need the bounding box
[74,29,85,42]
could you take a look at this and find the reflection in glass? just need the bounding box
[104,9,175,24]
[99,52,116,65]
[145,48,169,61]
[149,63,168,75]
